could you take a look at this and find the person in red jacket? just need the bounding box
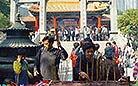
[112,41,119,64]
[69,42,79,80]
[112,41,119,58]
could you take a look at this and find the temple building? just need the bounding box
[21,0,110,32]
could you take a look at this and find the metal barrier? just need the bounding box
[58,56,122,82]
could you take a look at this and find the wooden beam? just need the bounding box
[46,11,105,17]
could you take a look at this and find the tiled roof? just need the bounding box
[29,1,109,13]
[0,21,38,48]
[48,0,79,2]
[0,37,37,48]
[101,14,110,21]
[21,16,35,22]
[7,21,31,31]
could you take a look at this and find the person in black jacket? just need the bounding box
[34,35,68,81]
[103,42,118,81]
[74,41,96,81]
[104,42,115,60]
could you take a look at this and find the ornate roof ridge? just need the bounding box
[6,21,31,31]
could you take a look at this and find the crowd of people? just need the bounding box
[69,38,138,82]
[50,25,110,42]
[69,40,121,81]
[8,34,138,85]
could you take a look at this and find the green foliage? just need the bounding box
[117,9,123,15]
[118,9,138,49]
[0,0,10,17]
[0,0,11,29]
[0,13,11,29]
[117,9,138,35]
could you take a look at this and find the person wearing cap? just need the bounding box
[74,42,96,81]
[13,49,33,85]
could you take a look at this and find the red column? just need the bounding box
[35,16,39,32]
[54,16,57,29]
[54,16,59,41]
[97,15,101,30]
